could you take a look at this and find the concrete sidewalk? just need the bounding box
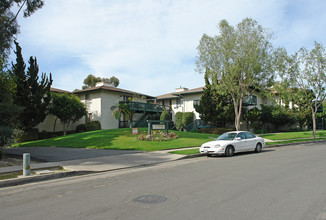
[0,148,186,187]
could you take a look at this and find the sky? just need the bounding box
[11,0,326,96]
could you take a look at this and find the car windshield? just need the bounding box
[216,133,237,140]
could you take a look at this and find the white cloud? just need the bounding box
[14,0,326,95]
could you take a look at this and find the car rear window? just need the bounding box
[245,132,256,139]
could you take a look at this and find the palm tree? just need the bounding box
[111,103,132,127]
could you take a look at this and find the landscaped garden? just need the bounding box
[10,128,326,154]
[12,128,214,151]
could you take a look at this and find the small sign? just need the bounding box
[152,124,165,130]
[132,128,138,135]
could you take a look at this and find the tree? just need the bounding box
[0,57,19,149]
[12,41,52,130]
[49,93,86,136]
[109,76,119,87]
[243,107,262,131]
[194,70,234,127]
[82,74,101,89]
[0,0,44,57]
[175,112,183,131]
[259,104,295,131]
[279,42,326,138]
[0,57,23,159]
[182,112,195,129]
[196,18,275,130]
[111,103,132,127]
[82,74,119,89]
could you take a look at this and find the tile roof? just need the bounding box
[50,88,70,93]
[72,85,155,99]
[156,87,204,99]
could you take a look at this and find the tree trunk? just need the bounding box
[53,117,57,133]
[312,111,316,139]
[63,124,67,136]
[234,101,242,131]
[233,95,244,131]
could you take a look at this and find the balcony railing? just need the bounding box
[243,95,257,106]
[120,101,170,113]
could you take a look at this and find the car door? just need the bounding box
[243,132,256,150]
[235,132,247,152]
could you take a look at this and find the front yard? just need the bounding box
[11,129,326,153]
[12,128,214,151]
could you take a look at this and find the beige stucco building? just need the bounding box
[36,82,155,132]
[36,84,275,132]
[156,87,204,121]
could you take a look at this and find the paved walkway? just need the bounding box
[1,147,185,173]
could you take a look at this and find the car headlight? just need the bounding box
[214,144,220,148]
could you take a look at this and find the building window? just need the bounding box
[193,99,200,106]
[176,99,183,107]
[85,94,89,100]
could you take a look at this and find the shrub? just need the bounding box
[182,112,194,129]
[160,110,170,121]
[0,126,14,146]
[85,121,102,131]
[175,112,183,131]
[243,107,262,131]
[76,124,87,133]
[20,129,38,142]
[137,130,179,141]
[160,110,174,129]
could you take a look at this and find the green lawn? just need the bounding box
[13,128,214,151]
[259,130,326,140]
[266,137,326,145]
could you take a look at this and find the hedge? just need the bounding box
[182,112,194,129]
[85,121,102,131]
[175,112,183,131]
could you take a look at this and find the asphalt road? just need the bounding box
[1,142,326,220]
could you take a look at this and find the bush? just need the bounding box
[76,124,87,133]
[243,107,262,131]
[160,110,170,122]
[198,127,233,135]
[85,121,102,131]
[19,129,39,142]
[0,126,14,146]
[175,112,183,131]
[182,112,194,129]
[138,130,179,141]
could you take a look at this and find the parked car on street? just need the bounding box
[199,131,265,157]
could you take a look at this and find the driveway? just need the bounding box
[4,147,143,162]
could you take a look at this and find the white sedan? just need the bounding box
[199,131,265,157]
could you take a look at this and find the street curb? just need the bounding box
[177,139,326,158]
[0,170,91,188]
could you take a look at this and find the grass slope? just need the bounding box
[260,130,326,140]
[13,128,214,151]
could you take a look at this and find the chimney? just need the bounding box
[96,82,113,87]
[175,86,188,93]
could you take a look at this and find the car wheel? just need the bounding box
[255,143,262,153]
[206,154,212,157]
[225,146,234,157]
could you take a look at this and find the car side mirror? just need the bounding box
[235,137,241,140]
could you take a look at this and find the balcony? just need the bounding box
[243,95,257,106]
[120,101,170,113]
